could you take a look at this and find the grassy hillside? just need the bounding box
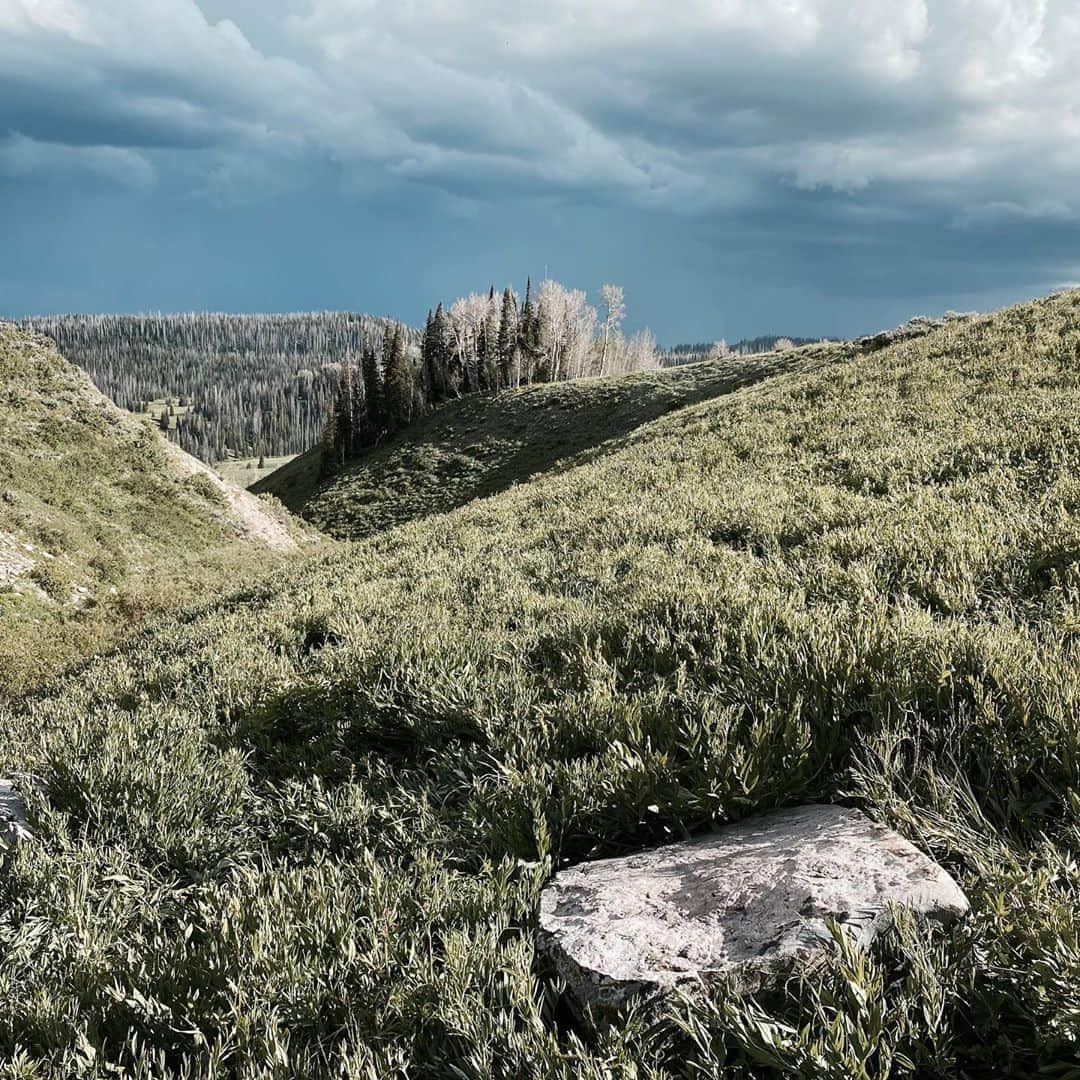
[249,442,322,511]
[4,293,1080,1074]
[256,343,841,537]
[0,323,301,696]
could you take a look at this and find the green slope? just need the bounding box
[249,441,322,512]
[0,322,300,695]
[4,294,1080,1073]
[254,343,840,537]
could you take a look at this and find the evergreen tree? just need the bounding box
[519,277,541,383]
[383,324,411,430]
[319,408,338,478]
[498,288,518,388]
[349,354,366,456]
[421,310,435,402]
[323,361,356,472]
[427,304,449,403]
[362,337,384,433]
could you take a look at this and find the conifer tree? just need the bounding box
[349,355,366,456]
[519,277,541,383]
[383,324,411,430]
[498,288,518,388]
[421,310,435,402]
[319,408,339,478]
[362,337,384,433]
[337,361,356,463]
[427,304,449,403]
[475,322,487,393]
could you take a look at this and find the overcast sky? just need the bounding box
[2,0,1079,342]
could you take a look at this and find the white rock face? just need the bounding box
[538,804,969,1014]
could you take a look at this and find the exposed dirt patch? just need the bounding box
[0,531,35,588]
[163,443,300,552]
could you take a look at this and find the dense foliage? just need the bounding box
[321,279,663,476]
[3,293,1080,1075]
[21,313,410,463]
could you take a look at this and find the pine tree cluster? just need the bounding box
[323,277,667,474]
[321,278,623,475]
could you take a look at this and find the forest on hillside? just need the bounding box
[22,313,409,463]
[24,282,660,467]
[23,288,803,471]
[322,279,663,471]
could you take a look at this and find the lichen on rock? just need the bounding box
[538,804,969,1016]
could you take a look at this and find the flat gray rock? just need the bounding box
[538,804,969,1014]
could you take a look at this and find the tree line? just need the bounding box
[24,283,667,474]
[322,279,661,473]
[659,335,823,367]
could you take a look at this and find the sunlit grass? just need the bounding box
[3,293,1080,1073]
[0,324,293,697]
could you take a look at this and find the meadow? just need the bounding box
[2,294,1080,1075]
[216,455,298,490]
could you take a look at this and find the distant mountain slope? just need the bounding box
[255,340,842,537]
[22,312,414,463]
[4,291,1080,1073]
[0,322,302,694]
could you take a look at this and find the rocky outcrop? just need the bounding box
[163,441,299,552]
[0,531,35,590]
[538,804,969,1016]
[854,312,974,353]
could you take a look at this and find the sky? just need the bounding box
[2,0,1080,344]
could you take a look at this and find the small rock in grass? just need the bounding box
[0,775,44,850]
[538,804,969,1016]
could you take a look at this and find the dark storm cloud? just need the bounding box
[1,0,1078,341]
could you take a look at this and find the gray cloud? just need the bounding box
[1,0,1078,338]
[4,0,1077,212]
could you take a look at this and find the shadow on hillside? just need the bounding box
[297,346,837,541]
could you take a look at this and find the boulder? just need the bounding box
[538,804,969,1015]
